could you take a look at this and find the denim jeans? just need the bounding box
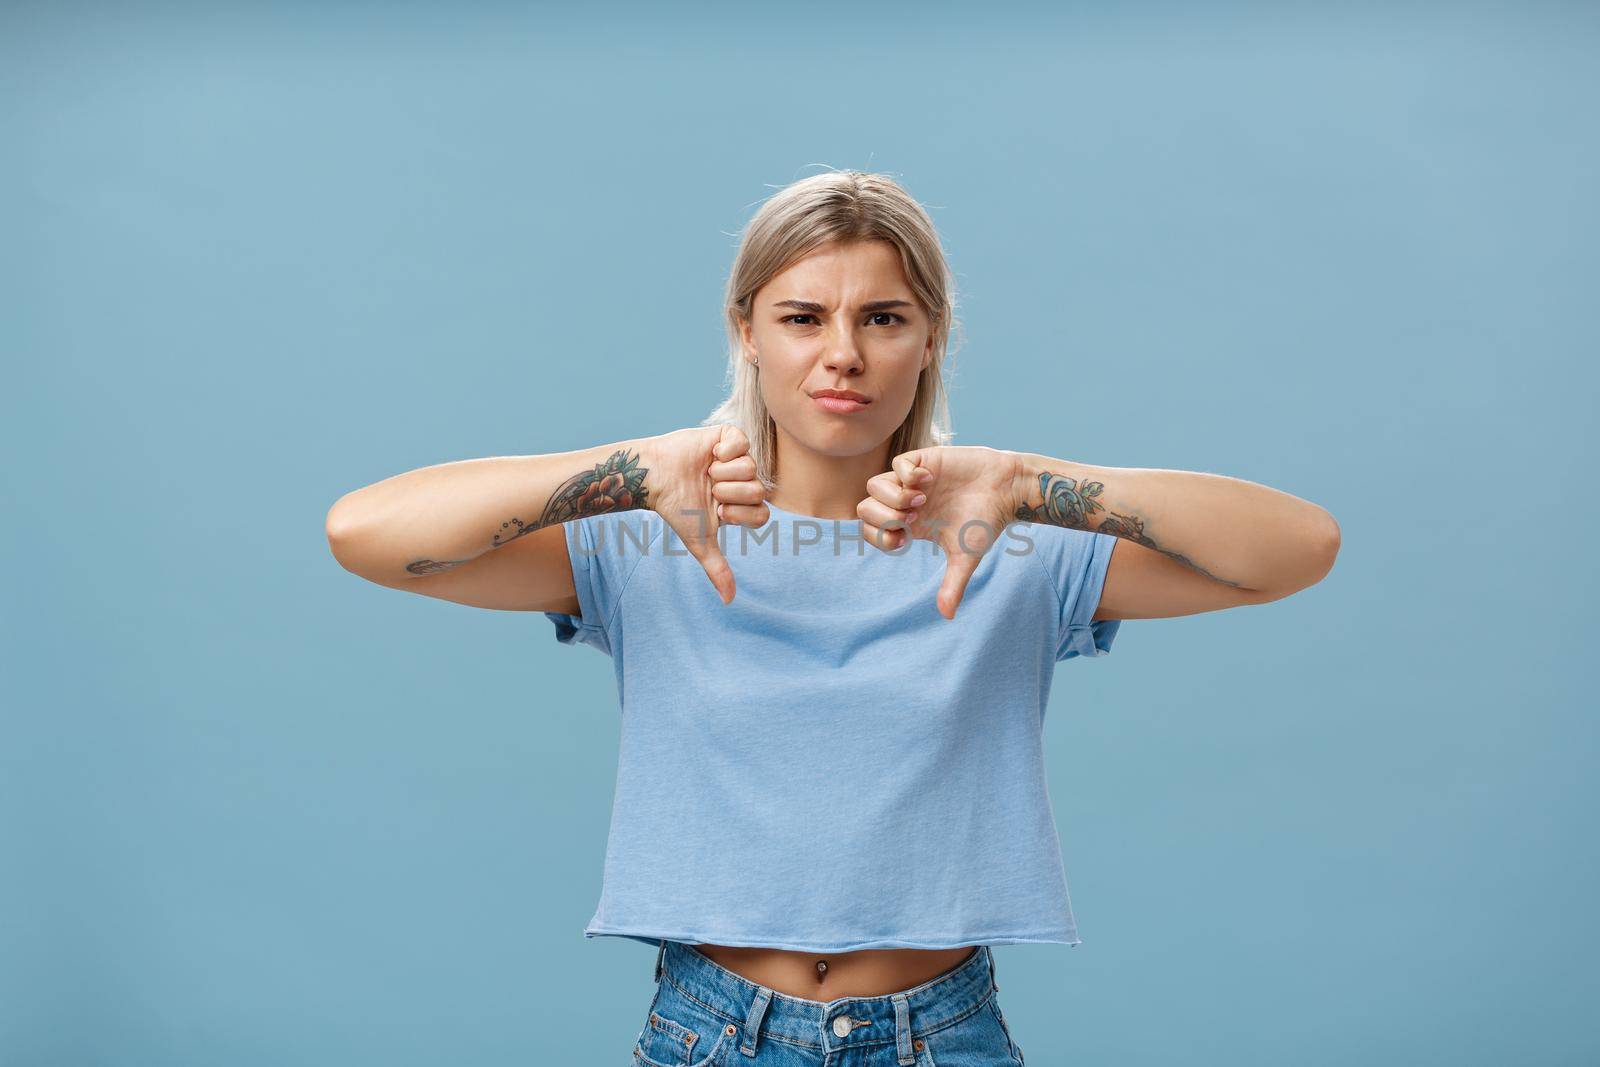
[631,939,1026,1066]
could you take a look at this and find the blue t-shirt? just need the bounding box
[544,499,1121,952]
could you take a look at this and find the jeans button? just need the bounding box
[832,1016,852,1038]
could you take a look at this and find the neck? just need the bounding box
[768,427,893,521]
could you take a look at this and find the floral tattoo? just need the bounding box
[1015,471,1105,528]
[1016,470,1239,587]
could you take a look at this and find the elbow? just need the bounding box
[1315,510,1342,578]
[325,495,368,573]
[1257,512,1341,600]
[1296,510,1342,590]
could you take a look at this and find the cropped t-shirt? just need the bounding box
[543,500,1121,952]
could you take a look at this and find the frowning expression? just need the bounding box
[738,239,935,459]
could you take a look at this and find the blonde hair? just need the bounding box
[702,170,962,491]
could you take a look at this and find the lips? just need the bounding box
[811,388,871,414]
[814,396,869,414]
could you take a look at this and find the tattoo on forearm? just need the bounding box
[1016,470,1241,588]
[1094,510,1240,586]
[1015,471,1105,529]
[537,448,651,527]
[404,448,650,576]
[405,557,468,575]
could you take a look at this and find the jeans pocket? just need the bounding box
[631,981,738,1067]
[916,995,1023,1067]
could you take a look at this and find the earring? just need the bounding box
[753,356,760,367]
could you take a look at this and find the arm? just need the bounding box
[324,439,652,612]
[1009,453,1341,619]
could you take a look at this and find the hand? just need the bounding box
[639,424,769,605]
[856,445,1024,620]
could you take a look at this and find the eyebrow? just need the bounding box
[772,299,916,314]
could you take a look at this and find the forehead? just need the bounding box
[764,239,910,295]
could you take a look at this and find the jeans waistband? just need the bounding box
[650,939,998,1064]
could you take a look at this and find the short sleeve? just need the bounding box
[1029,523,1122,661]
[544,511,656,655]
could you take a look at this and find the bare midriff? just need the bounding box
[691,943,979,1000]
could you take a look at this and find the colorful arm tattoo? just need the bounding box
[405,448,650,576]
[1016,470,1240,588]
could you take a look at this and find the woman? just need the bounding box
[326,172,1340,1066]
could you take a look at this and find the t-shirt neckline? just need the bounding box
[762,500,862,524]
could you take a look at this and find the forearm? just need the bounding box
[325,437,653,579]
[1009,453,1340,594]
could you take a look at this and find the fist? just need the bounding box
[640,424,768,604]
[856,445,1023,620]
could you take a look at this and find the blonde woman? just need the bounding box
[327,171,1340,1066]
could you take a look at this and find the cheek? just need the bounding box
[758,363,807,402]
[881,361,927,407]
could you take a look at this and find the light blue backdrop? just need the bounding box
[5,3,1594,1064]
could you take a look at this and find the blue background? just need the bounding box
[5,2,1595,1064]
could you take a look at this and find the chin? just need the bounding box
[794,425,889,458]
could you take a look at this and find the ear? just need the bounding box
[921,333,933,371]
[738,317,758,364]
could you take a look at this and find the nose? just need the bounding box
[822,332,865,376]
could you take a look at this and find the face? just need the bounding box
[738,239,935,466]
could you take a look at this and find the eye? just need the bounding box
[781,312,907,327]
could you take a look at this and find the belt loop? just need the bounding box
[892,991,914,1065]
[653,939,667,983]
[985,945,998,992]
[738,986,773,1057]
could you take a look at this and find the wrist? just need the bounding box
[625,436,661,513]
[573,437,654,516]
[1008,451,1043,522]
[1011,453,1103,529]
